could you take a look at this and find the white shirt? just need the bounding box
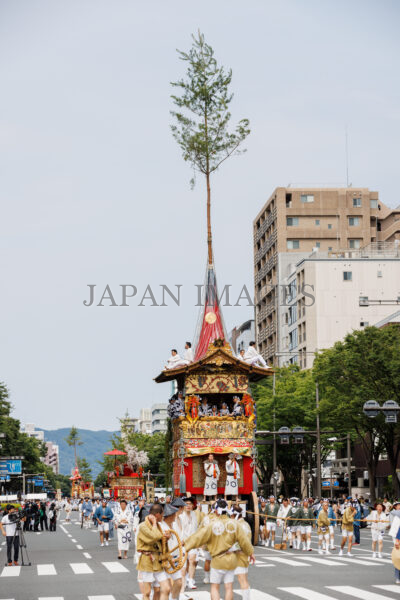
[1,514,18,537]
[184,348,194,362]
[178,511,198,540]
[166,354,183,369]
[205,462,220,479]
[244,346,259,362]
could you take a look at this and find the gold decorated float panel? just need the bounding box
[185,372,249,395]
[174,417,254,441]
[183,440,252,457]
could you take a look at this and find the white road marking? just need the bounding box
[102,561,130,573]
[325,556,379,566]
[0,566,21,577]
[236,590,281,600]
[327,586,395,599]
[293,556,348,566]
[83,552,92,559]
[37,564,57,576]
[374,586,400,594]
[279,588,338,600]
[88,597,116,600]
[71,538,77,543]
[59,526,67,533]
[67,534,72,538]
[70,562,93,574]
[76,544,83,550]
[38,597,64,600]
[258,556,310,567]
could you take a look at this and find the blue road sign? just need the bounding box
[0,460,22,475]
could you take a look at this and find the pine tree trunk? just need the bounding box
[206,171,212,265]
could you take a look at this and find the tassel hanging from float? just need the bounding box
[179,472,187,494]
[252,471,258,494]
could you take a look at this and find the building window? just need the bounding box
[343,271,352,281]
[377,270,383,277]
[349,217,360,226]
[287,240,300,249]
[360,321,369,327]
[353,197,362,207]
[328,246,333,251]
[288,305,297,325]
[370,199,378,209]
[315,219,320,226]
[287,217,299,226]
[301,194,314,203]
[289,329,298,350]
[315,242,320,248]
[328,223,332,229]
[349,239,361,249]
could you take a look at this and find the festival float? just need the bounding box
[70,466,94,499]
[155,263,273,541]
[102,446,155,502]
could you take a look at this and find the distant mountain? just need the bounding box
[41,428,118,479]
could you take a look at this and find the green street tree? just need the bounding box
[65,426,83,468]
[253,367,328,496]
[0,381,49,492]
[77,457,92,483]
[171,31,250,264]
[314,325,400,501]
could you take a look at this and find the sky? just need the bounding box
[0,0,399,431]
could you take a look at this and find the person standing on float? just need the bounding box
[203,454,220,501]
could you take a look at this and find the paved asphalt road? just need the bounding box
[0,511,398,600]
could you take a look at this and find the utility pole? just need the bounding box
[272,372,277,497]
[347,433,352,498]
[316,382,321,498]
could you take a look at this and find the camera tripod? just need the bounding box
[5,521,31,567]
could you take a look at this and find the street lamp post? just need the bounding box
[316,383,321,498]
[272,372,277,497]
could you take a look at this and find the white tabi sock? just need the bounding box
[242,588,251,600]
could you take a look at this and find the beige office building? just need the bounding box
[253,187,400,364]
[280,244,400,369]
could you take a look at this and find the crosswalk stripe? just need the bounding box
[236,590,281,600]
[327,586,395,599]
[83,552,92,559]
[279,588,337,600]
[88,596,117,600]
[326,556,379,566]
[70,562,93,574]
[71,538,77,543]
[38,597,64,599]
[76,545,83,550]
[37,564,57,576]
[291,556,348,566]
[258,556,310,567]
[374,586,400,594]
[102,561,130,573]
[370,557,392,564]
[0,566,21,577]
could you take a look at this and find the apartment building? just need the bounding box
[280,243,400,369]
[151,403,168,434]
[44,441,59,474]
[253,187,400,363]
